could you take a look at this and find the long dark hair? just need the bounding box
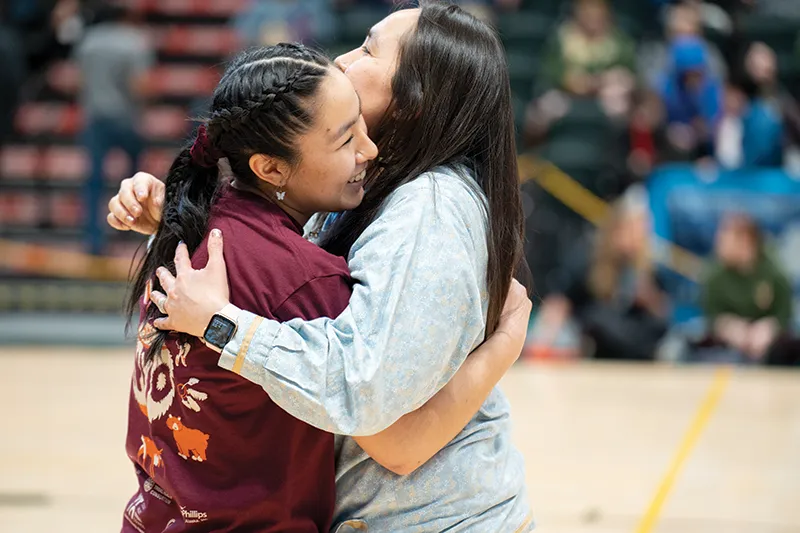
[126,44,332,362]
[321,2,525,335]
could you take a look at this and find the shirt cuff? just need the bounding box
[217,310,280,378]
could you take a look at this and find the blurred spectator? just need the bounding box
[715,83,748,168]
[523,0,639,300]
[0,0,94,144]
[524,0,637,149]
[698,213,798,364]
[639,2,727,90]
[532,188,669,361]
[233,0,336,48]
[741,42,800,166]
[8,0,90,73]
[654,35,723,160]
[627,89,674,178]
[75,2,154,255]
[715,43,800,170]
[539,0,637,103]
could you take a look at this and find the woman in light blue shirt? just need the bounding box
[109,3,534,532]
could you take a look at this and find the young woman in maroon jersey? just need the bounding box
[122,41,530,533]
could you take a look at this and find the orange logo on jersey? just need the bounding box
[137,436,164,478]
[166,415,209,462]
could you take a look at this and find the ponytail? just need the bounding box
[125,140,220,364]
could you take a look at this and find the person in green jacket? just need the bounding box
[702,213,795,364]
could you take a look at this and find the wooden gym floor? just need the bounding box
[1,348,798,533]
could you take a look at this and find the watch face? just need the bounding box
[204,315,236,348]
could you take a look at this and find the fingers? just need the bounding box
[173,242,191,276]
[151,290,168,314]
[503,279,532,317]
[118,177,144,220]
[132,172,158,202]
[156,267,177,296]
[153,316,174,331]
[107,211,130,232]
[146,178,165,223]
[107,195,136,229]
[206,229,226,274]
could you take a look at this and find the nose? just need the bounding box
[356,133,379,165]
[334,53,349,73]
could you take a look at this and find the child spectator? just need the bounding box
[640,2,727,90]
[655,35,723,160]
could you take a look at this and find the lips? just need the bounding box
[348,169,366,184]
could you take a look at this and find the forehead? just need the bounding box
[311,69,359,129]
[371,8,419,44]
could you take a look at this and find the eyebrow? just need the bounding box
[330,93,362,143]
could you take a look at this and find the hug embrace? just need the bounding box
[110,3,534,532]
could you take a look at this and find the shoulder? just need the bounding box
[202,192,350,303]
[761,253,791,285]
[702,262,728,287]
[382,166,487,225]
[371,167,488,254]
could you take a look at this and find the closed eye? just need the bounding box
[361,45,371,56]
[341,135,354,148]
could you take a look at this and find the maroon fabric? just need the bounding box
[122,186,352,532]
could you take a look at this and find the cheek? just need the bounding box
[346,63,393,130]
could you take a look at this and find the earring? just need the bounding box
[276,188,286,201]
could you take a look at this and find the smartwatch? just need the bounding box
[201,304,241,353]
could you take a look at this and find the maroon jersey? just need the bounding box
[123,187,352,532]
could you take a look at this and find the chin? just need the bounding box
[341,190,365,211]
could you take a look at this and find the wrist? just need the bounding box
[201,303,240,352]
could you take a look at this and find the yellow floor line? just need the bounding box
[634,367,732,533]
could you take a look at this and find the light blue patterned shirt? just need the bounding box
[218,167,533,532]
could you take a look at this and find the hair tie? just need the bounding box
[190,124,223,168]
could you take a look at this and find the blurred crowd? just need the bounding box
[1,0,799,365]
[522,0,800,365]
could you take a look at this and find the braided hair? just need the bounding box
[127,44,332,362]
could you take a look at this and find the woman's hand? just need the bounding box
[150,229,231,337]
[107,172,166,235]
[490,279,533,367]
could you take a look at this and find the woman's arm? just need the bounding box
[154,173,494,436]
[353,280,531,475]
[155,231,532,475]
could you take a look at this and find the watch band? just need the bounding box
[216,303,242,323]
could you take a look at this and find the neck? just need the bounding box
[231,180,311,226]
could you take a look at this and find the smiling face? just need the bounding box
[334,9,420,131]
[277,68,378,219]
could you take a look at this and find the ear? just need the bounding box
[249,154,290,188]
